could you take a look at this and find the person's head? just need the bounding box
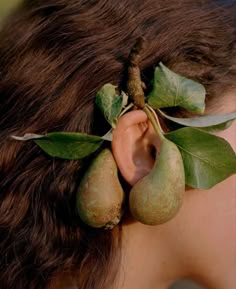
[0,1,235,289]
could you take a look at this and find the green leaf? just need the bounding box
[96,83,123,128]
[34,132,104,160]
[159,110,236,131]
[147,62,206,114]
[165,128,236,189]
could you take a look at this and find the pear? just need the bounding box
[76,149,124,229]
[129,137,185,225]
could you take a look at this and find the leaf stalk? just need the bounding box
[143,105,165,141]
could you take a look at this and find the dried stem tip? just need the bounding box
[127,37,146,109]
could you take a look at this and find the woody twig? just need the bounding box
[127,37,146,109]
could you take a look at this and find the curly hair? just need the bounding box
[0,0,235,288]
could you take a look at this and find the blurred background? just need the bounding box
[0,0,205,288]
[0,0,20,24]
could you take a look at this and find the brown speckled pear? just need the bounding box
[76,149,124,229]
[129,137,185,225]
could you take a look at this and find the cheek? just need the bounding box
[195,176,236,246]
[205,120,236,249]
[195,120,236,249]
[182,174,236,268]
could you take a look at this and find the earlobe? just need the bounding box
[112,110,159,186]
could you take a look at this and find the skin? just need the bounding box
[114,91,236,289]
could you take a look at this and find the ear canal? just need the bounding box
[129,137,185,225]
[76,149,124,229]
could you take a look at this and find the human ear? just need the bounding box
[112,110,161,186]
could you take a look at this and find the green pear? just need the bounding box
[129,137,185,225]
[76,149,124,229]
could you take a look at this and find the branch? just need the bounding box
[127,37,146,109]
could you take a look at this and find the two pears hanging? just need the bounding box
[77,114,185,228]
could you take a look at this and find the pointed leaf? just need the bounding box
[165,128,236,189]
[96,83,123,128]
[159,110,236,130]
[34,132,104,160]
[102,129,113,141]
[148,62,206,114]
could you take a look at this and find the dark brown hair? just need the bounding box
[0,1,235,289]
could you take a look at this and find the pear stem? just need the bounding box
[143,105,165,141]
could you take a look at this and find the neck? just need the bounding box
[115,220,187,289]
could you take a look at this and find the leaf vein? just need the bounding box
[176,144,229,170]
